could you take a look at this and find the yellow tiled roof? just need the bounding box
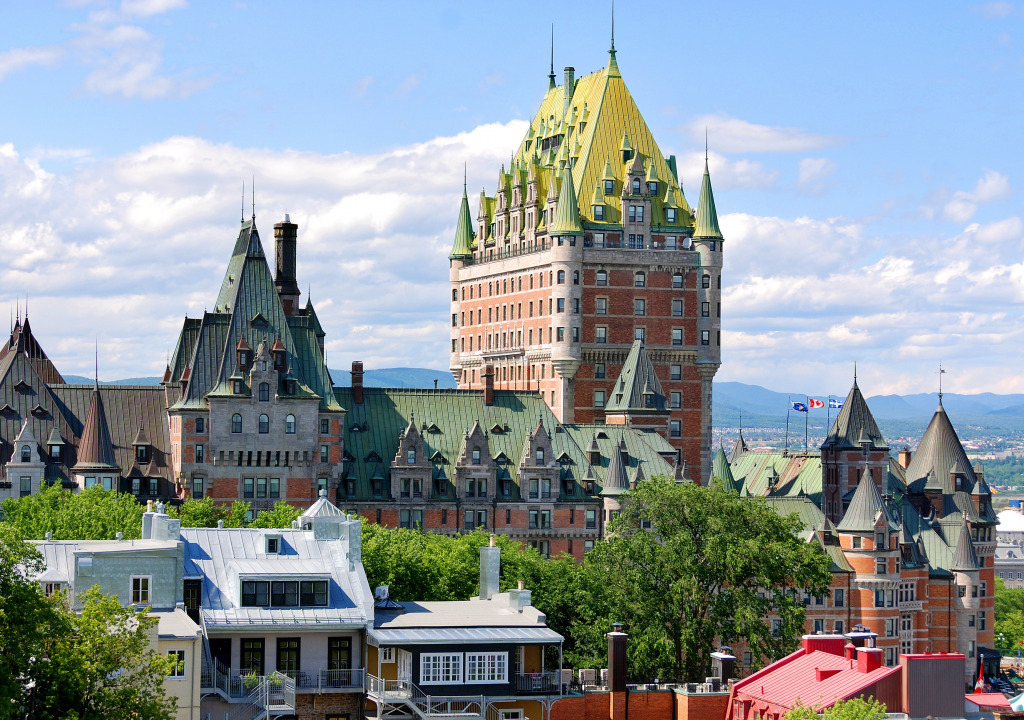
[479,58,693,235]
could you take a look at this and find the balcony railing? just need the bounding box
[201,664,364,698]
[515,671,562,695]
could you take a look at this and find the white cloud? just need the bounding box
[679,151,778,192]
[797,158,837,191]
[0,46,64,81]
[941,170,1010,222]
[0,122,526,379]
[119,0,188,17]
[683,113,841,154]
[976,1,1017,17]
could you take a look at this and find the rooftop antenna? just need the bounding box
[548,24,556,89]
[938,362,946,403]
[464,162,467,194]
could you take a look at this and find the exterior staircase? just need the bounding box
[365,673,488,720]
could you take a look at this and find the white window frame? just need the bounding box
[465,652,507,684]
[420,653,463,685]
[131,575,152,605]
[167,649,186,678]
[381,647,395,662]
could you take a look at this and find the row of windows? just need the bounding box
[593,270,720,289]
[421,652,507,685]
[459,271,558,301]
[238,637,352,676]
[586,233,692,250]
[458,269,721,302]
[594,326,717,346]
[232,413,296,434]
[240,580,329,608]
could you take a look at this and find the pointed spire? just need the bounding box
[607,1,620,77]
[602,437,629,496]
[449,174,475,260]
[712,445,737,491]
[951,516,981,572]
[605,340,666,413]
[548,161,584,235]
[693,156,723,239]
[729,428,749,464]
[836,461,896,533]
[548,24,556,90]
[74,382,118,470]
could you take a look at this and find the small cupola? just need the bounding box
[236,336,252,371]
[271,336,287,371]
[46,428,64,462]
[282,365,298,396]
[132,427,150,464]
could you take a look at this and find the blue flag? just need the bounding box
[829,398,844,409]
[791,401,808,412]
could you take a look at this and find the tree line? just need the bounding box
[0,478,830,684]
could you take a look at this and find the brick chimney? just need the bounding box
[898,445,912,469]
[274,214,301,316]
[482,364,495,406]
[352,361,364,405]
[857,647,882,674]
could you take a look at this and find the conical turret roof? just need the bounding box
[548,164,584,235]
[836,461,896,533]
[74,384,118,470]
[951,517,981,572]
[712,445,737,491]
[693,158,722,240]
[449,183,475,259]
[905,400,976,494]
[601,440,629,496]
[729,430,749,463]
[822,381,888,452]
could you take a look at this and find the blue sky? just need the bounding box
[1,1,1023,396]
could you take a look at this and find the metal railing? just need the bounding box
[366,674,486,718]
[466,239,551,265]
[514,671,562,695]
[296,668,365,691]
[220,671,295,720]
[203,667,362,698]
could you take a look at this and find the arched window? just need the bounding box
[231,414,242,433]
[259,414,270,434]
[20,445,30,462]
[557,270,565,284]
[596,270,607,286]
[259,382,270,402]
[285,414,296,434]
[702,274,711,288]
[635,271,646,287]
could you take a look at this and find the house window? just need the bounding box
[195,417,205,433]
[586,509,597,529]
[231,414,242,433]
[596,297,608,315]
[593,205,605,220]
[701,302,710,317]
[399,509,423,529]
[320,418,330,435]
[672,329,683,346]
[634,327,645,342]
[321,445,329,463]
[259,414,270,434]
[556,298,565,314]
[167,650,186,678]
[131,576,151,605]
[670,420,681,438]
[572,326,580,342]
[671,299,684,317]
[257,477,267,498]
[241,639,265,675]
[604,179,614,194]
[671,364,682,380]
[407,449,416,465]
[20,476,31,497]
[834,589,844,607]
[666,208,677,223]
[557,271,565,284]
[233,380,244,395]
[270,477,280,498]
[702,274,711,288]
[632,178,641,193]
[556,327,565,342]
[536,449,545,465]
[876,557,886,575]
[243,478,254,498]
[136,445,148,463]
[277,638,300,678]
[670,392,681,409]
[192,477,204,499]
[634,299,646,316]
[596,270,608,286]
[594,390,606,408]
[259,382,270,402]
[285,414,296,434]
[466,652,508,683]
[634,271,646,287]
[701,331,710,345]
[195,444,204,463]
[595,326,608,344]
[421,654,463,685]
[595,363,606,379]
[472,449,481,465]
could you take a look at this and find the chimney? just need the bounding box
[478,536,501,600]
[711,648,736,684]
[857,647,882,674]
[607,623,627,693]
[352,361,364,405]
[482,364,495,406]
[845,643,856,661]
[564,66,575,90]
[274,214,301,316]
[899,445,912,469]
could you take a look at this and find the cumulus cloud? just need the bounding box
[0,122,527,379]
[0,45,64,81]
[683,113,841,154]
[976,1,1017,16]
[679,151,778,192]
[940,169,1010,222]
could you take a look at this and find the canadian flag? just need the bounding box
[808,398,825,409]
[975,665,985,693]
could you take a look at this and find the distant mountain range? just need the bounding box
[61,371,1022,441]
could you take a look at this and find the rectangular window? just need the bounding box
[421,653,463,684]
[271,581,299,607]
[634,327,645,342]
[596,271,607,286]
[195,417,205,434]
[269,477,280,499]
[241,639,264,675]
[701,330,710,345]
[670,392,681,409]
[594,390,606,408]
[671,364,682,380]
[594,363,606,379]
[196,444,204,463]
[328,637,351,671]
[557,298,565,313]
[321,445,329,463]
[191,477,204,499]
[595,326,608,344]
[277,637,300,678]
[634,298,646,316]
[131,576,151,605]
[167,650,186,678]
[20,476,31,497]
[243,477,254,498]
[672,329,683,346]
[596,297,608,315]
[834,589,844,608]
[670,420,681,438]
[586,509,597,529]
[701,302,710,317]
[257,477,267,498]
[466,652,508,683]
[876,557,886,575]
[672,299,683,317]
[556,327,565,341]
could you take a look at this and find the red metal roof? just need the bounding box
[734,650,899,714]
[965,693,1011,710]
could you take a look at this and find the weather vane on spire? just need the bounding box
[938,362,946,402]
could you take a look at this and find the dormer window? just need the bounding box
[604,179,614,194]
[233,380,244,395]
[238,351,249,369]
[593,205,605,221]
[136,445,148,463]
[472,449,481,465]
[632,178,641,194]
[20,445,31,463]
[666,208,677,224]
[648,181,658,195]
[259,382,270,402]
[273,348,287,371]
[407,449,416,465]
[49,444,60,461]
[535,448,545,466]
[266,536,281,554]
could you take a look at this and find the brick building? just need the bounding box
[720,380,996,685]
[447,41,722,482]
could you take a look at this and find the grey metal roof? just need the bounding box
[821,381,888,452]
[951,517,982,572]
[905,402,979,496]
[180,525,372,631]
[604,341,667,413]
[836,464,897,533]
[370,627,563,646]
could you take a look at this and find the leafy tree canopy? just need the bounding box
[784,697,888,720]
[0,483,144,540]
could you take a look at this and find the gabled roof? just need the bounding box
[604,340,667,413]
[836,463,897,533]
[905,401,977,496]
[821,381,888,452]
[600,440,629,496]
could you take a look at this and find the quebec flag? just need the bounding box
[829,398,844,409]
[791,401,808,412]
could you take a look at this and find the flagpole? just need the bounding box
[827,395,831,435]
[785,395,791,453]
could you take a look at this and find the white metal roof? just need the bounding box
[369,626,563,646]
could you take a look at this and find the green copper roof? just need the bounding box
[836,462,897,533]
[711,445,738,492]
[449,185,475,259]
[693,159,722,239]
[548,163,584,235]
[604,340,667,413]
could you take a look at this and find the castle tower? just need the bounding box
[447,43,721,481]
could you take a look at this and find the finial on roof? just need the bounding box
[94,337,98,388]
[251,175,255,220]
[607,1,620,77]
[548,24,556,90]
[705,127,708,162]
[241,180,245,224]
[854,361,857,385]
[938,362,946,404]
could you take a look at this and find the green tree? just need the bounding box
[784,697,887,720]
[165,497,252,528]
[582,477,832,681]
[249,501,303,529]
[34,588,176,720]
[0,483,144,540]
